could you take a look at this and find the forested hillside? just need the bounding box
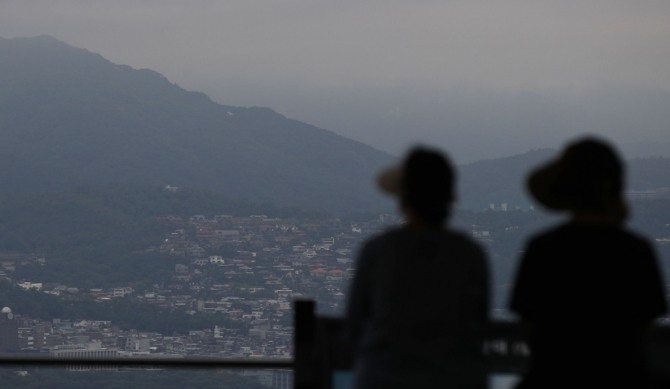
[0,35,392,213]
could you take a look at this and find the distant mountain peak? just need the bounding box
[2,34,71,48]
[0,36,394,213]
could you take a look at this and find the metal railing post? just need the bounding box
[294,299,317,389]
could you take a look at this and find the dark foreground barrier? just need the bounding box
[294,300,670,389]
[2,299,670,389]
[293,299,529,389]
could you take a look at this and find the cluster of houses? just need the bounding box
[146,214,400,316]
[10,314,294,360]
[0,210,505,384]
[1,214,403,363]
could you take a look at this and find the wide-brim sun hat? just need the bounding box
[527,136,626,218]
[527,154,570,210]
[377,165,404,197]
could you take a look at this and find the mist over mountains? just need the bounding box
[200,78,670,164]
[1,35,669,214]
[0,35,392,213]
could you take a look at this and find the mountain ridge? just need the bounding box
[0,35,394,213]
[2,35,670,213]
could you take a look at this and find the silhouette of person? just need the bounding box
[346,146,490,389]
[510,137,667,388]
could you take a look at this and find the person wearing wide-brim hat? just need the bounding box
[346,146,489,389]
[526,137,628,223]
[510,137,667,389]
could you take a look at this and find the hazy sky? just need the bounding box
[2,1,670,161]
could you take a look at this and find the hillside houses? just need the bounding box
[0,213,404,361]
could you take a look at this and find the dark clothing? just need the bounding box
[510,222,667,388]
[346,226,489,389]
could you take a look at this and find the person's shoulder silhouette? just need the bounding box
[346,146,489,389]
[510,137,667,389]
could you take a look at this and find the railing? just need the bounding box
[293,300,670,389]
[293,299,530,389]
[2,299,670,389]
[0,355,292,369]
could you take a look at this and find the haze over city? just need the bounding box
[2,0,670,162]
[3,4,670,388]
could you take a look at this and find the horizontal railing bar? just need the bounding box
[0,356,293,369]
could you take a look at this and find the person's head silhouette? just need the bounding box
[527,137,627,223]
[378,146,455,227]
